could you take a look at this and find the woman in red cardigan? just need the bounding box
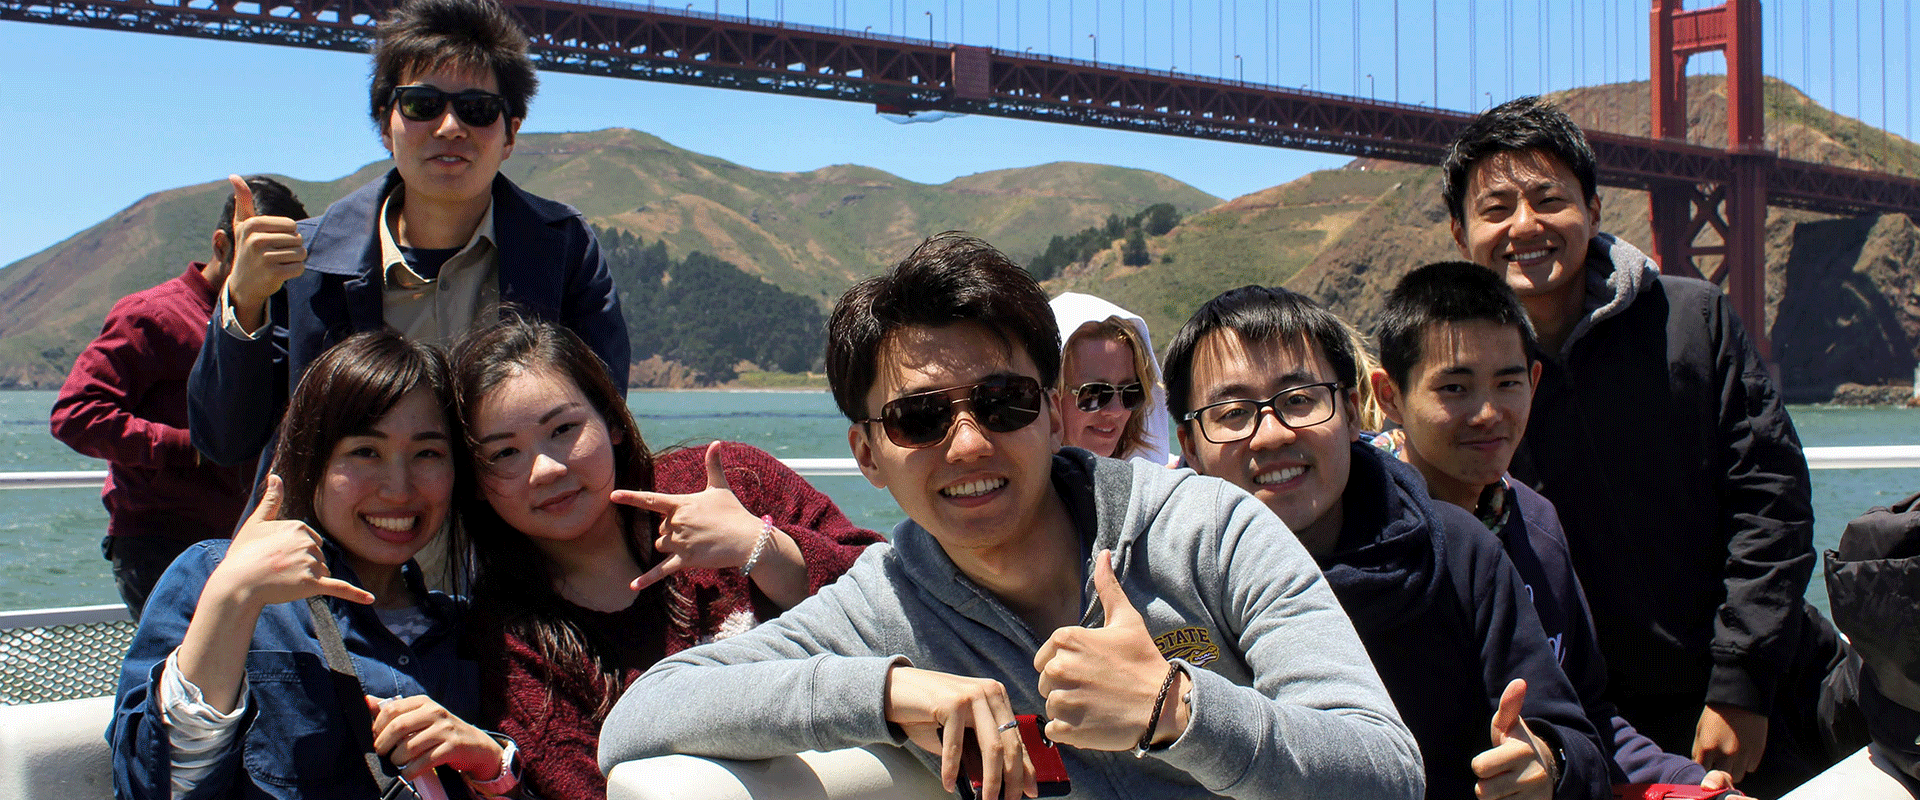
[452,314,883,800]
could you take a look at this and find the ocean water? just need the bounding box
[2,390,1917,613]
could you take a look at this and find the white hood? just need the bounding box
[1049,292,1175,466]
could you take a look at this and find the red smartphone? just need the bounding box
[1612,784,1736,800]
[957,715,1071,799]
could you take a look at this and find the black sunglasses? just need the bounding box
[1072,381,1146,413]
[859,376,1045,448]
[389,85,508,128]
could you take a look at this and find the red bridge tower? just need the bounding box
[1648,0,1772,354]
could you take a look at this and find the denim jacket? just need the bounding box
[108,538,478,800]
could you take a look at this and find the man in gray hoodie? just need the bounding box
[598,231,1424,799]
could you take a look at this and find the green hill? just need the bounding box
[0,129,1216,388]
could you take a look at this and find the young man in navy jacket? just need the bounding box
[1369,260,1743,793]
[1164,284,1609,800]
[190,0,627,481]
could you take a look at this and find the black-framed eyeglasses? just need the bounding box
[1072,381,1146,413]
[390,85,508,128]
[858,375,1045,449]
[1181,382,1345,444]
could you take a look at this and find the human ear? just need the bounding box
[1370,369,1406,427]
[1451,217,1470,258]
[848,424,885,490]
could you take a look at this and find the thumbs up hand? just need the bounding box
[1471,678,1557,800]
[223,174,307,331]
[1034,550,1185,751]
[209,474,378,611]
[614,442,792,595]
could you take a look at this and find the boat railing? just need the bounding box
[4,445,1920,494]
[4,445,1919,707]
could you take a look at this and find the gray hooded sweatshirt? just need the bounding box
[599,448,1424,798]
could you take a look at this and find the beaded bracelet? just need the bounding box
[741,515,775,577]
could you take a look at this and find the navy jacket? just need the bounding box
[1501,480,1708,785]
[188,170,629,468]
[108,539,478,800]
[1324,443,1609,800]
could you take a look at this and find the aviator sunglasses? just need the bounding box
[1072,381,1146,413]
[859,375,1045,448]
[390,85,508,128]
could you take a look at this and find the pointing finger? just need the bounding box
[704,440,732,491]
[630,554,685,592]
[1489,677,1528,747]
[610,489,683,514]
[1092,550,1142,629]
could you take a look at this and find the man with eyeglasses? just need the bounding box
[188,0,628,534]
[1162,284,1610,800]
[599,232,1424,800]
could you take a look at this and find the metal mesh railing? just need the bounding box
[0,605,134,705]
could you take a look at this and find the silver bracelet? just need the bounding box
[741,515,775,577]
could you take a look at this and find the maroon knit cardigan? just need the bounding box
[471,441,884,800]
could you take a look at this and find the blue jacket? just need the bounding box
[188,170,629,468]
[108,539,478,800]
[1323,443,1609,800]
[1501,480,1709,785]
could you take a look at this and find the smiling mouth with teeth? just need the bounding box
[941,478,1006,498]
[1255,466,1306,485]
[365,515,418,532]
[1509,248,1553,261]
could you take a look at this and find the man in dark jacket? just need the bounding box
[1442,96,1857,795]
[189,0,627,471]
[1164,283,1609,800]
[188,0,628,586]
[1368,260,1737,791]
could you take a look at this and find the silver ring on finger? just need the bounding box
[996,719,1019,732]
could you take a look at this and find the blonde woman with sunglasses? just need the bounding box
[1049,293,1174,465]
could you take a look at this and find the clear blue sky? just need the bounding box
[0,0,1904,268]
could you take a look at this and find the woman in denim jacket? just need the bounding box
[110,332,517,800]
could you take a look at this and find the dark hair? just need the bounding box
[451,310,671,716]
[1375,261,1540,389]
[216,176,309,265]
[267,331,466,567]
[826,231,1060,421]
[369,0,538,133]
[1163,285,1358,420]
[1440,96,1598,226]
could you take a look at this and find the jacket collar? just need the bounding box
[1317,442,1447,627]
[301,169,574,288]
[1561,232,1660,356]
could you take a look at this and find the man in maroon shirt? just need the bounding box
[50,176,308,619]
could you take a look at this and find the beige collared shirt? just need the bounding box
[377,190,500,346]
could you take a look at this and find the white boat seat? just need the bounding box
[0,695,115,800]
[1778,746,1917,800]
[606,744,947,800]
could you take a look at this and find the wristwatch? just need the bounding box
[466,734,520,798]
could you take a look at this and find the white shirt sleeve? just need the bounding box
[159,647,250,800]
[215,286,269,340]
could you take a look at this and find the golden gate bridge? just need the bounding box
[5,0,1919,356]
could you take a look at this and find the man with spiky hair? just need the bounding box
[1442,96,1861,795]
[600,232,1424,800]
[189,0,628,510]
